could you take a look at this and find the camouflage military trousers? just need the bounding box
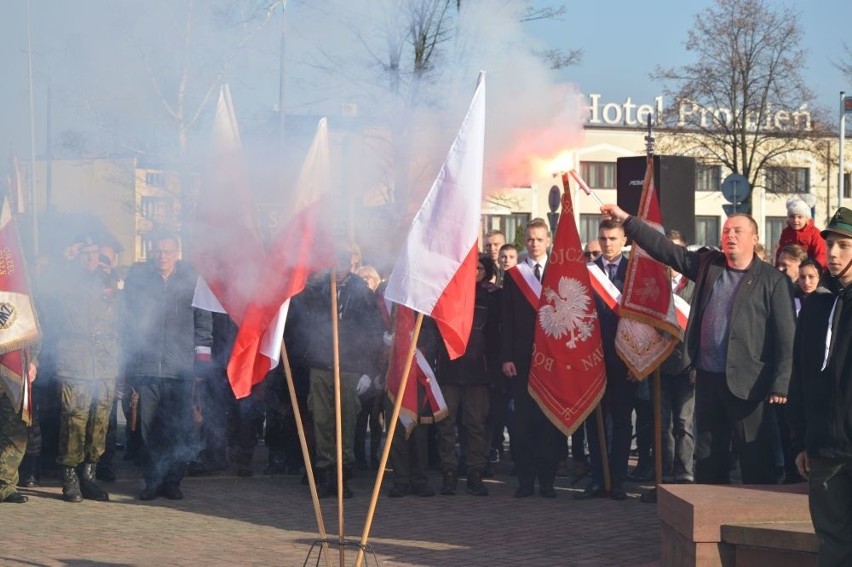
[0,388,28,499]
[57,378,115,467]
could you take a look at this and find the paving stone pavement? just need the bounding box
[1,452,661,567]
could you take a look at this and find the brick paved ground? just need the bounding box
[2,448,660,567]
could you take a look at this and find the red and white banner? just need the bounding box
[0,197,40,423]
[615,157,680,378]
[504,262,541,310]
[384,72,486,360]
[387,306,448,435]
[227,118,336,399]
[192,86,335,398]
[528,187,606,436]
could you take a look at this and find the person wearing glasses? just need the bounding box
[121,231,213,501]
[583,240,602,261]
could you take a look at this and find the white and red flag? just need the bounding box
[384,72,486,359]
[528,187,606,436]
[614,157,680,378]
[0,197,40,424]
[226,117,336,398]
[192,85,265,324]
[386,305,448,435]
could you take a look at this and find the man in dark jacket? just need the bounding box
[121,232,213,500]
[601,204,796,485]
[287,245,384,498]
[788,207,852,565]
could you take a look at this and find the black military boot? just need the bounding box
[316,468,335,499]
[440,471,457,495]
[466,470,489,496]
[61,466,83,503]
[17,454,39,488]
[79,463,109,501]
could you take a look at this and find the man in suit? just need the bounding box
[600,205,796,485]
[575,219,634,500]
[500,218,566,498]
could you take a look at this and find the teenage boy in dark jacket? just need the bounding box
[788,207,852,566]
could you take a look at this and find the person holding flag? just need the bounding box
[0,195,40,504]
[501,218,567,498]
[600,203,796,485]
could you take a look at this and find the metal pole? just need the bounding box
[26,0,38,261]
[840,91,846,210]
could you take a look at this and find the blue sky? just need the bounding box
[525,0,851,121]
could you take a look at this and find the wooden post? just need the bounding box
[280,343,332,567]
[595,404,612,493]
[354,312,424,567]
[653,368,663,487]
[329,270,345,567]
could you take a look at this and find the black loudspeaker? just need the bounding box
[616,155,697,245]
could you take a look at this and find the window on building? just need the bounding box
[696,164,722,192]
[765,217,787,259]
[580,161,616,189]
[765,166,810,194]
[140,196,173,221]
[579,214,601,246]
[145,171,165,188]
[844,172,850,199]
[694,216,720,247]
[140,233,154,260]
[481,213,530,250]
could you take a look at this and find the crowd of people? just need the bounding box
[0,195,850,563]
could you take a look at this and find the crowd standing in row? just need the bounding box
[0,196,850,564]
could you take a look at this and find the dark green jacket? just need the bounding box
[51,266,120,381]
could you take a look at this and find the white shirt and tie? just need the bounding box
[601,256,622,282]
[528,256,547,282]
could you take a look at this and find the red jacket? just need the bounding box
[776,220,827,268]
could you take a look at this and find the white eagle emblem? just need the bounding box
[538,277,596,348]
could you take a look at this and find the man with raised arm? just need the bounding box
[599,204,796,485]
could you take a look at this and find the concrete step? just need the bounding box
[721,521,818,567]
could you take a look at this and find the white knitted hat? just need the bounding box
[786,198,811,218]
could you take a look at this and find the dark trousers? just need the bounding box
[808,456,852,566]
[587,375,636,489]
[487,379,510,454]
[436,384,490,474]
[510,376,565,489]
[195,371,231,469]
[694,370,777,484]
[136,377,194,489]
[354,393,383,466]
[660,371,695,481]
[387,402,429,489]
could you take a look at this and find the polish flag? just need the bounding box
[387,306,448,435]
[226,118,336,398]
[384,72,486,359]
[192,85,265,325]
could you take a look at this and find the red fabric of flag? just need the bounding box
[528,189,606,436]
[615,157,679,378]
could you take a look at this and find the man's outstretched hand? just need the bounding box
[600,204,629,222]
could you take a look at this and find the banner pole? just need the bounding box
[594,404,612,493]
[280,342,332,567]
[329,269,345,567]
[355,312,424,567]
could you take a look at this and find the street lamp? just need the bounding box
[839,92,852,209]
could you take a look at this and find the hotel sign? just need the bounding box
[586,94,812,132]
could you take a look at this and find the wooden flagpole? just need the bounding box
[355,311,424,567]
[653,368,663,487]
[594,404,612,493]
[280,342,332,567]
[329,269,345,567]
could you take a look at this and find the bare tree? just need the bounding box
[653,0,824,208]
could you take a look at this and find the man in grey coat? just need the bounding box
[600,204,796,484]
